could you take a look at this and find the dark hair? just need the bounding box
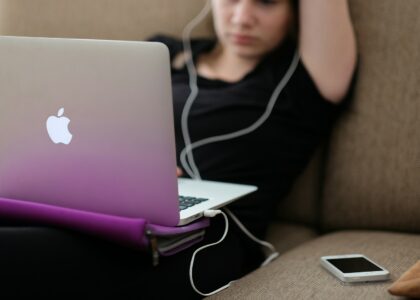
[289,0,299,40]
[291,0,299,11]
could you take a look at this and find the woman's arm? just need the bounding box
[299,0,357,103]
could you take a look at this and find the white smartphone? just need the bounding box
[320,254,390,283]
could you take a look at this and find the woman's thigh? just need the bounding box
[0,215,264,299]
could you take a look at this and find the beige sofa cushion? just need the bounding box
[265,222,318,256]
[322,0,420,232]
[276,147,325,226]
[210,231,420,299]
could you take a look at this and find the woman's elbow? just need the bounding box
[312,53,357,104]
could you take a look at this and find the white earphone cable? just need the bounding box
[181,0,212,179]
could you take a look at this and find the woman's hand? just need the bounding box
[176,167,183,177]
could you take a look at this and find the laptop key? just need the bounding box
[178,195,209,211]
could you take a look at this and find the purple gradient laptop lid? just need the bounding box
[0,36,180,226]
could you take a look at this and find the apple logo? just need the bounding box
[46,107,73,144]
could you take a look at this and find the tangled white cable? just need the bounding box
[189,208,279,296]
[189,210,232,296]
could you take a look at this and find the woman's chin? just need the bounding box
[230,46,265,60]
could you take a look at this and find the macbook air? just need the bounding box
[0,36,257,226]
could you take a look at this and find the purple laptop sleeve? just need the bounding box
[0,197,210,260]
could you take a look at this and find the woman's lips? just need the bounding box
[230,33,256,45]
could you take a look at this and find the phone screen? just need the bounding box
[326,257,383,273]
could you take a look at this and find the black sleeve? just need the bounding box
[286,58,358,131]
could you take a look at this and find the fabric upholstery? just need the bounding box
[322,0,420,232]
[210,231,420,299]
[0,0,213,40]
[265,222,318,256]
[276,147,325,227]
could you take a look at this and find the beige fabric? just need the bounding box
[0,0,214,40]
[265,222,318,256]
[322,0,420,232]
[209,231,420,300]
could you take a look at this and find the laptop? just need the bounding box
[0,36,257,227]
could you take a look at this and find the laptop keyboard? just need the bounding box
[178,195,209,211]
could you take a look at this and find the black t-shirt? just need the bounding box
[148,34,354,237]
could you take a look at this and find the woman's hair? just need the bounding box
[289,0,299,40]
[291,0,299,14]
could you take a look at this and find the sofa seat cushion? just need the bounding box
[265,221,319,255]
[209,230,420,299]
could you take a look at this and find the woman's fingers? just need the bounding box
[176,167,183,177]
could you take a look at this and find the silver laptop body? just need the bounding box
[0,36,257,226]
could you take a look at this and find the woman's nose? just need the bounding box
[231,1,256,27]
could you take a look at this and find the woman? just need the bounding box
[144,0,357,297]
[150,0,356,240]
[2,0,357,299]
[156,0,357,240]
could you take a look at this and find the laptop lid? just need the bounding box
[0,36,180,226]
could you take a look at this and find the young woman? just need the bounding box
[1,0,357,299]
[143,0,357,297]
[152,0,356,240]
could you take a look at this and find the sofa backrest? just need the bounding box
[322,0,420,233]
[0,0,213,40]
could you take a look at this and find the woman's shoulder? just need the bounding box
[147,33,214,49]
[146,34,216,69]
[147,34,180,45]
[146,34,183,60]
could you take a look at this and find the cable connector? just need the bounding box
[204,209,222,218]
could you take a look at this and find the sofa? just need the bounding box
[1,0,420,299]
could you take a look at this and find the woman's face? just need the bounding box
[211,0,294,59]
